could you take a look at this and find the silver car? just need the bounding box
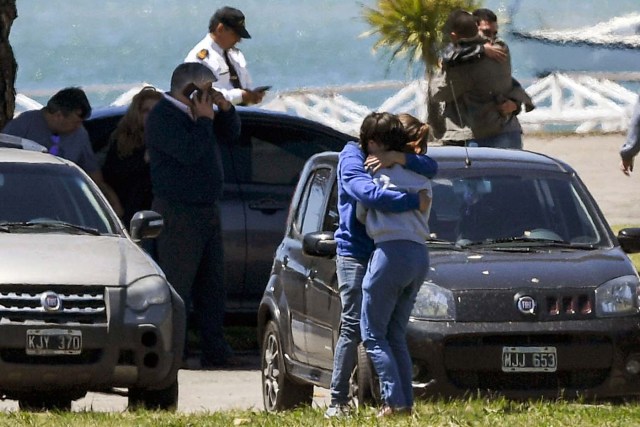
[0,147,185,411]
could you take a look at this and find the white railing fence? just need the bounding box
[15,72,638,137]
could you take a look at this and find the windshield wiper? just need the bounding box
[0,221,101,236]
[425,237,465,251]
[459,236,596,250]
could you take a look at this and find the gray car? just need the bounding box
[0,147,185,411]
[258,147,640,411]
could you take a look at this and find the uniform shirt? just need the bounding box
[184,35,252,105]
[1,109,99,173]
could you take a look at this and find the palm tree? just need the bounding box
[361,0,481,137]
[0,0,17,130]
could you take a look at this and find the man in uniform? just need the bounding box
[184,6,266,106]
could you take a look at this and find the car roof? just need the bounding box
[307,146,575,174]
[0,147,70,166]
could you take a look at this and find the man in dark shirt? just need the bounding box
[146,62,241,368]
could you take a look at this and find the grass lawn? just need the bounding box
[1,398,639,426]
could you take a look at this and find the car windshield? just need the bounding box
[0,163,117,235]
[428,171,608,249]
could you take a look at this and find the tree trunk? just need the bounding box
[0,0,17,129]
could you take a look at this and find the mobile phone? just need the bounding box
[182,83,200,99]
[253,85,272,92]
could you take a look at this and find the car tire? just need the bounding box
[128,378,179,411]
[356,342,381,406]
[18,395,72,411]
[261,320,313,412]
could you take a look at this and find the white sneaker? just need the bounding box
[324,404,351,418]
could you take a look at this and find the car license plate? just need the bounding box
[501,346,557,372]
[26,329,82,355]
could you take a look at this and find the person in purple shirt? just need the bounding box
[324,113,437,418]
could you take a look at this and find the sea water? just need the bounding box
[8,0,640,108]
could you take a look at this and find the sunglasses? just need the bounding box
[49,134,61,156]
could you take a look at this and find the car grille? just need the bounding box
[455,289,595,322]
[443,334,612,390]
[0,285,107,324]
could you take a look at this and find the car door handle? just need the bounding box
[307,269,316,280]
[248,199,288,214]
[282,255,289,267]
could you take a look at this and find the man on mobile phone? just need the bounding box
[184,6,266,106]
[146,62,241,368]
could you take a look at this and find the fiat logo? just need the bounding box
[516,295,536,315]
[40,291,62,312]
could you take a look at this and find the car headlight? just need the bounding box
[126,275,171,311]
[595,275,639,317]
[411,281,456,321]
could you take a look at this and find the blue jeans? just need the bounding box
[329,255,368,405]
[470,131,522,149]
[361,241,428,409]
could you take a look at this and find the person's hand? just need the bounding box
[241,89,266,105]
[418,189,432,213]
[192,90,215,119]
[483,42,507,62]
[498,99,518,116]
[621,157,634,176]
[364,151,405,173]
[211,89,233,112]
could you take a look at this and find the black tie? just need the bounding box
[223,50,242,89]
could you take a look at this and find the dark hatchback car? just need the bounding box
[85,106,352,320]
[258,147,640,411]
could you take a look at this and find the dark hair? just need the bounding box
[473,8,497,24]
[45,87,91,119]
[359,112,408,155]
[170,62,215,93]
[398,113,429,154]
[444,9,478,40]
[209,12,221,33]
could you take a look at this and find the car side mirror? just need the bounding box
[303,231,336,258]
[130,210,164,242]
[617,227,640,254]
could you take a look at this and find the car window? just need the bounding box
[292,168,332,236]
[0,164,116,234]
[322,182,339,233]
[229,124,344,186]
[429,173,603,246]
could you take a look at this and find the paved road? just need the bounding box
[0,354,329,413]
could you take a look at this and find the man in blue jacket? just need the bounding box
[325,125,437,417]
[146,62,241,368]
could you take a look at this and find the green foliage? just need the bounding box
[361,0,482,73]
